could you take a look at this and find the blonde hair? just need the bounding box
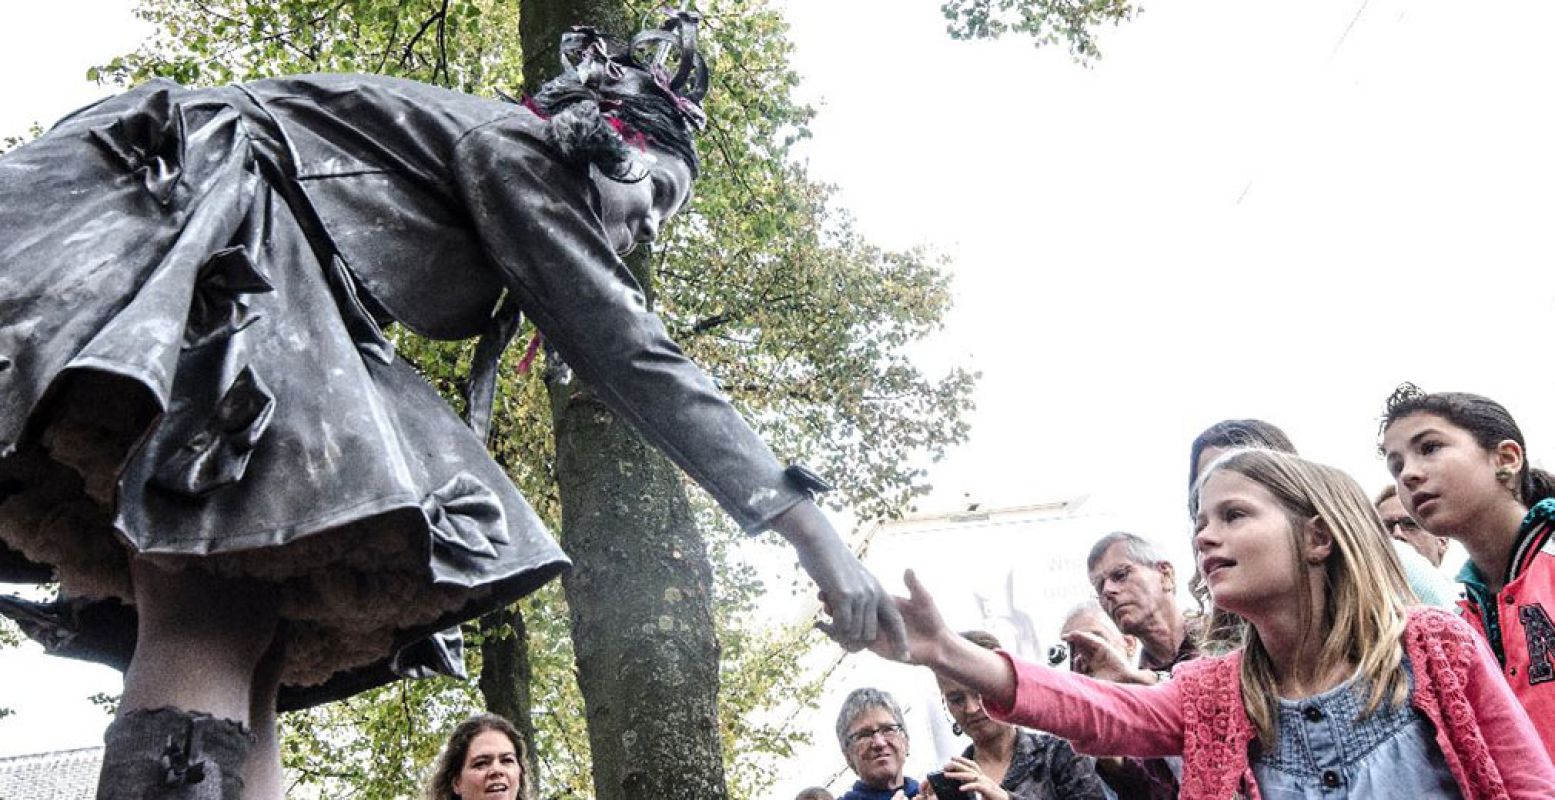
[1190,449,1415,746]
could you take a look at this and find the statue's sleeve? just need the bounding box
[450,122,807,533]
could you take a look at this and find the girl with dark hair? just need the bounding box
[877,450,1555,798]
[425,714,530,800]
[1380,383,1555,754]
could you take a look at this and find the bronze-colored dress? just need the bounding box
[0,75,807,707]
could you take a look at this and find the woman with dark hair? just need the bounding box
[0,14,902,798]
[425,714,530,800]
[1380,383,1555,755]
[1186,418,1297,492]
[925,630,1106,800]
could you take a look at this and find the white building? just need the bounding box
[0,747,102,799]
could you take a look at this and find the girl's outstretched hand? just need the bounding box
[865,569,952,667]
[868,569,1021,710]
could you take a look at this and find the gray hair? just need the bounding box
[1086,531,1167,573]
[1060,599,1117,632]
[834,687,906,753]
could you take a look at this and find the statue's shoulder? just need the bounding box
[246,73,523,138]
[238,73,546,178]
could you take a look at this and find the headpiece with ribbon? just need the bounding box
[559,10,709,132]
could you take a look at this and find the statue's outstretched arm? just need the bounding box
[450,128,904,650]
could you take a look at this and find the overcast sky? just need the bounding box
[784,0,1555,524]
[5,0,1555,775]
[0,0,152,758]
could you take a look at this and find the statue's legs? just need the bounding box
[98,559,281,800]
[100,709,255,800]
[243,624,288,799]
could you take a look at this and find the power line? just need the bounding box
[1331,0,1373,60]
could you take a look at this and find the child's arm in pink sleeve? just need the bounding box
[982,650,1184,758]
[1462,631,1555,797]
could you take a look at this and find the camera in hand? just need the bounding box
[926,770,973,800]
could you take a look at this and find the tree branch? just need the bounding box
[434,0,451,85]
[375,11,404,74]
[402,5,445,71]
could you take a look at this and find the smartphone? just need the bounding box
[926,770,973,800]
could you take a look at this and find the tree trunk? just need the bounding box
[478,607,541,792]
[520,3,731,799]
[547,375,727,800]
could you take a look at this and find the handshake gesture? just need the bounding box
[772,499,1019,718]
[772,500,908,656]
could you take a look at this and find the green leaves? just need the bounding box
[655,3,976,520]
[94,0,525,92]
[0,123,44,156]
[703,511,831,798]
[280,672,483,798]
[0,619,20,724]
[941,0,1138,63]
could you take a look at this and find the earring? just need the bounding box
[1497,467,1515,482]
[952,722,964,737]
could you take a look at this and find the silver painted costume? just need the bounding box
[0,74,806,707]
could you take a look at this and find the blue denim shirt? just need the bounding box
[1251,661,1461,799]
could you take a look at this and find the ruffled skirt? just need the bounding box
[0,81,568,706]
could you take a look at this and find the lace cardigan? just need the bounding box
[985,608,1555,799]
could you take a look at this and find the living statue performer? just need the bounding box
[0,13,905,798]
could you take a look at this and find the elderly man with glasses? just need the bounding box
[1083,532,1196,686]
[1376,484,1451,567]
[1373,484,1460,608]
[835,688,918,800]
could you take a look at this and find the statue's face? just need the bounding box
[592,147,694,255]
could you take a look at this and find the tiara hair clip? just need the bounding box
[559,11,709,130]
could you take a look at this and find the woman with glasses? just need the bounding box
[924,631,1106,800]
[835,688,917,800]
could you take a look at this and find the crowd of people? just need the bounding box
[291,388,1555,800]
[423,384,1555,800]
[815,386,1555,799]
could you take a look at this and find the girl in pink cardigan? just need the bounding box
[875,449,1555,799]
